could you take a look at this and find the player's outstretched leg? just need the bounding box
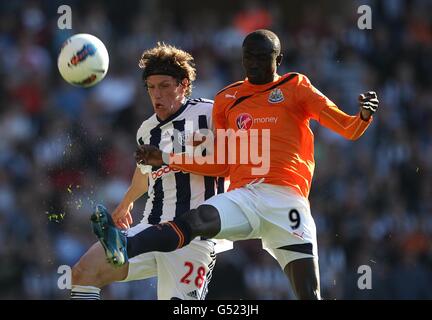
[91,204,128,267]
[126,204,221,258]
[93,204,220,267]
[284,257,321,300]
[71,241,129,299]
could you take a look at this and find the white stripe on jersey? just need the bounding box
[136,98,221,224]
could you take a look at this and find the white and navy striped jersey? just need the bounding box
[136,98,225,225]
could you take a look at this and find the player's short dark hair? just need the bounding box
[243,29,281,55]
[139,42,196,96]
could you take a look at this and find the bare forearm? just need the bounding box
[121,167,148,205]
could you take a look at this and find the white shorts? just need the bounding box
[205,182,318,269]
[119,223,216,300]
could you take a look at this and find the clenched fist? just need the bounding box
[135,144,164,167]
[359,91,379,121]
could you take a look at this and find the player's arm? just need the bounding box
[169,155,230,177]
[112,167,149,229]
[134,143,229,177]
[297,75,378,140]
[121,166,149,204]
[169,96,230,175]
[135,98,230,176]
[317,93,377,140]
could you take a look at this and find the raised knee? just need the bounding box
[197,205,220,222]
[182,205,220,237]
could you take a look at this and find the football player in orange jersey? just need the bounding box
[99,30,379,299]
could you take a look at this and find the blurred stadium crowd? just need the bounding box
[0,0,431,299]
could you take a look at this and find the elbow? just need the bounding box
[346,134,360,141]
[348,135,360,141]
[347,132,365,141]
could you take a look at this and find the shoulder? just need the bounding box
[186,98,214,116]
[189,97,214,105]
[278,72,304,87]
[213,81,245,111]
[278,73,316,96]
[136,114,158,143]
[285,72,311,87]
[215,80,244,97]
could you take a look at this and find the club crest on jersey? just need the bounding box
[236,113,253,130]
[268,88,284,103]
[176,131,192,146]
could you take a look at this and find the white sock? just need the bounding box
[70,285,101,300]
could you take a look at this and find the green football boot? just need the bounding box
[91,204,128,267]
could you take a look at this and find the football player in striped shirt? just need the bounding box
[99,30,379,300]
[70,43,231,300]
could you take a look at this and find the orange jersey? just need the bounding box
[171,73,373,198]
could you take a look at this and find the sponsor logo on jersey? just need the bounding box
[151,165,181,180]
[225,91,238,99]
[186,290,199,299]
[236,113,253,130]
[162,130,172,138]
[293,231,305,239]
[68,43,97,66]
[235,114,278,130]
[253,116,278,125]
[268,88,284,103]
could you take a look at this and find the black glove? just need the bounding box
[134,144,164,167]
[359,91,379,113]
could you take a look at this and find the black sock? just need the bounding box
[127,220,192,259]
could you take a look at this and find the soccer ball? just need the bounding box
[57,33,109,87]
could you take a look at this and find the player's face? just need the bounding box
[146,75,186,120]
[242,40,279,85]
